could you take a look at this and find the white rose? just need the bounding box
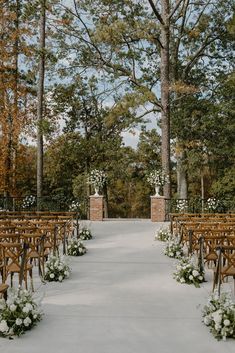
[50,273,55,279]
[192,270,199,277]
[26,303,33,310]
[203,316,211,325]
[58,276,63,282]
[198,276,203,281]
[212,311,222,324]
[23,317,32,327]
[224,319,230,326]
[9,304,17,312]
[0,320,9,333]
[189,275,193,281]
[15,318,23,326]
[23,306,30,313]
[180,278,185,283]
[169,252,174,257]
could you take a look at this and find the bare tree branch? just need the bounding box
[148,0,164,25]
[183,35,219,77]
[169,0,185,19]
[190,0,212,31]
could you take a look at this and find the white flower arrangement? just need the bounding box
[67,238,87,256]
[22,195,36,209]
[69,200,80,212]
[175,199,188,213]
[173,256,205,288]
[0,287,43,337]
[164,239,184,259]
[202,291,235,340]
[44,255,71,282]
[79,228,92,240]
[147,169,169,187]
[155,227,172,241]
[88,169,107,189]
[205,198,219,212]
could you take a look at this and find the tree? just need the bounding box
[52,0,234,199]
[37,0,46,208]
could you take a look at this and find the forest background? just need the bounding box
[0,0,234,218]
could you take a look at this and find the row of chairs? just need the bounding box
[169,213,235,294]
[0,212,79,298]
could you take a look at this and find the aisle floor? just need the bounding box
[0,220,234,352]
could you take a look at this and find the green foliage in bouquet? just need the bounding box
[44,255,71,282]
[0,287,43,337]
[79,228,92,240]
[68,238,87,256]
[202,291,235,340]
[174,256,205,288]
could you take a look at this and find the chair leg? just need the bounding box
[30,270,34,292]
[11,273,13,287]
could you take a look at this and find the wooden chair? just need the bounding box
[0,242,34,290]
[0,246,9,299]
[213,245,235,294]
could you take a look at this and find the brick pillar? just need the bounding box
[89,196,103,221]
[151,196,166,222]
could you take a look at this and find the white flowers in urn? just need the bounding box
[147,169,169,196]
[88,169,107,196]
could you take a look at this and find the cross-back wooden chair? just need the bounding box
[22,233,46,279]
[213,245,235,295]
[0,246,9,299]
[0,242,34,290]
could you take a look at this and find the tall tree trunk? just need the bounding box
[176,146,188,199]
[12,0,20,195]
[103,182,109,218]
[37,0,46,210]
[160,0,171,199]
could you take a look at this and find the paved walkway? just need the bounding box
[1,220,234,352]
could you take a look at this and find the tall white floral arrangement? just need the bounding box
[88,169,107,194]
[147,169,169,187]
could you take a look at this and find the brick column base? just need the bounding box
[89,196,103,221]
[151,196,166,222]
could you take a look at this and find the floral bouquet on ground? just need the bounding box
[68,238,87,256]
[0,287,43,337]
[173,256,205,288]
[202,291,235,340]
[22,195,36,209]
[164,238,184,259]
[155,227,172,241]
[205,198,219,212]
[175,199,188,213]
[79,227,92,240]
[69,200,80,212]
[44,255,71,282]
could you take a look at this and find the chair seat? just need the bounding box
[221,266,235,276]
[205,253,218,261]
[0,283,8,293]
[7,263,33,273]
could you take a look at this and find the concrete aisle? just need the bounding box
[0,220,234,352]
